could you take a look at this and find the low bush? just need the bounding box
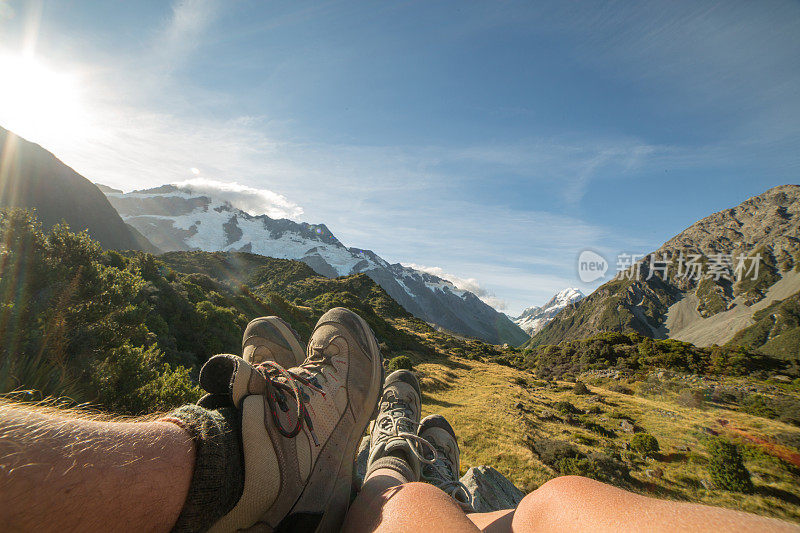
[574,434,598,446]
[706,437,753,493]
[387,355,413,372]
[630,433,660,456]
[554,400,581,414]
[609,382,633,395]
[677,389,705,409]
[532,438,582,467]
[573,381,590,395]
[556,452,631,486]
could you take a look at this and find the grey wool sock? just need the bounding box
[164,404,245,533]
[365,455,418,484]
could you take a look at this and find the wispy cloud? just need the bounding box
[173,177,304,219]
[403,263,508,311]
[153,0,220,71]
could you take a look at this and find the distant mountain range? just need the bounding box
[527,185,800,358]
[513,288,584,335]
[101,184,528,346]
[0,126,157,253]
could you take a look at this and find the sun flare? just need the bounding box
[0,53,89,145]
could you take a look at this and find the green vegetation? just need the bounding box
[695,277,731,317]
[572,381,590,395]
[630,433,660,456]
[514,332,784,381]
[728,290,800,359]
[706,438,753,493]
[734,248,781,306]
[4,210,800,523]
[387,355,413,371]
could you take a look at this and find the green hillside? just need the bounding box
[3,210,800,523]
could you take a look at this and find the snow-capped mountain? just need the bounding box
[101,184,529,346]
[513,288,585,335]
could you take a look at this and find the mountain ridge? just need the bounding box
[103,185,528,346]
[527,185,800,354]
[513,288,585,335]
[0,126,158,253]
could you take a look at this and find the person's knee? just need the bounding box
[515,476,597,524]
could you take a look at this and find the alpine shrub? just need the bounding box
[387,355,413,372]
[630,433,660,456]
[706,438,753,493]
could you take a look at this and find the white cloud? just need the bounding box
[173,177,304,219]
[403,263,508,311]
[154,0,220,70]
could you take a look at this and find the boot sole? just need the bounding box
[278,311,384,533]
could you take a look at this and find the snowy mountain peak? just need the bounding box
[514,288,585,336]
[102,184,529,346]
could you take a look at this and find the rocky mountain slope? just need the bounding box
[527,185,800,354]
[102,185,527,346]
[0,127,157,252]
[513,288,584,335]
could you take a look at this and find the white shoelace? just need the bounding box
[374,393,436,464]
[423,449,473,510]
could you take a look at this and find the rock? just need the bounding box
[673,444,690,452]
[700,479,714,490]
[645,467,664,479]
[460,466,527,513]
[772,375,792,383]
[514,402,524,410]
[620,420,635,433]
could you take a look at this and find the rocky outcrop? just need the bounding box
[459,466,527,513]
[354,438,527,513]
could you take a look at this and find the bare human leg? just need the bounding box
[510,475,799,533]
[345,474,800,533]
[0,400,194,533]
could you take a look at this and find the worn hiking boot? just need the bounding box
[242,315,306,368]
[419,414,473,511]
[200,307,383,532]
[365,370,435,482]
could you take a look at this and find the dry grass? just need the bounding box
[407,353,800,523]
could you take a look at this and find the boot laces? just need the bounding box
[422,443,473,511]
[256,359,327,446]
[374,391,436,464]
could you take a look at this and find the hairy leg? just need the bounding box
[512,476,799,533]
[0,400,194,533]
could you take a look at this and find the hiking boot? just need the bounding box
[365,370,435,482]
[419,414,473,511]
[242,315,306,368]
[200,307,383,533]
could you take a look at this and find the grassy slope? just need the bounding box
[411,353,800,522]
[158,251,800,522]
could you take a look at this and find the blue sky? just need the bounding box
[0,0,798,314]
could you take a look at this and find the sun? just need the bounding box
[0,53,89,145]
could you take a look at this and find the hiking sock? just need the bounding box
[161,404,245,533]
[365,452,418,484]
